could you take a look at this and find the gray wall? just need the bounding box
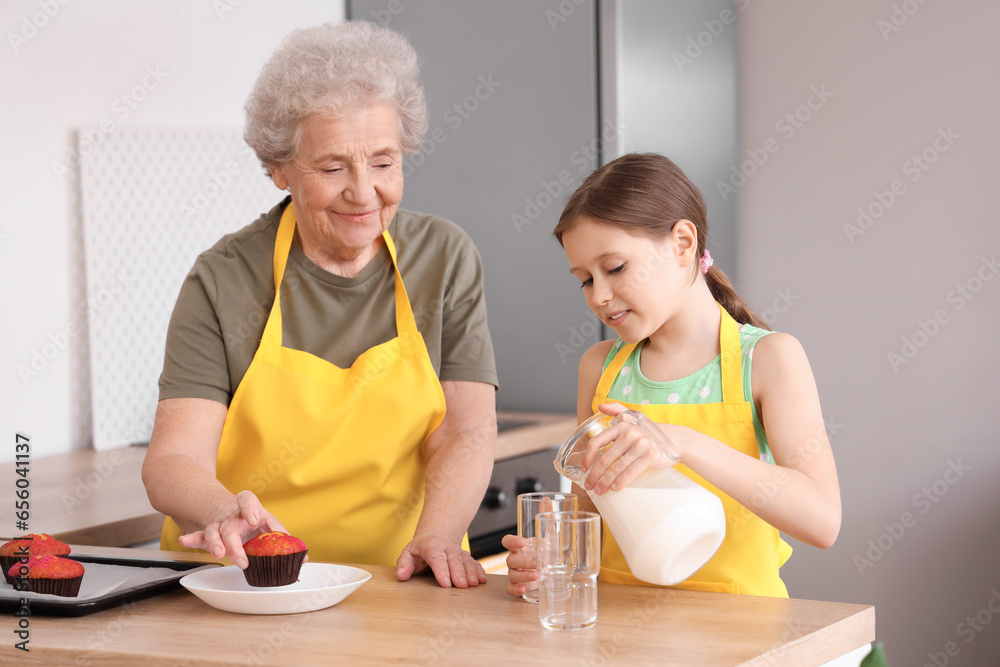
[349,0,602,413]
[739,2,1000,665]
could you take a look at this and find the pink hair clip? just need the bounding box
[700,249,714,275]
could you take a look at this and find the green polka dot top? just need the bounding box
[601,323,774,463]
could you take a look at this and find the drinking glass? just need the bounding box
[517,491,577,603]
[535,510,601,630]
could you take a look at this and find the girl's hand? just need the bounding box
[178,490,289,569]
[580,403,680,494]
[501,534,538,597]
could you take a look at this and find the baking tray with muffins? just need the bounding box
[0,551,221,617]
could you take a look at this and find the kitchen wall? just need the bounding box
[1,1,345,459]
[738,1,1000,665]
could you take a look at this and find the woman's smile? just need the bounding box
[334,209,380,224]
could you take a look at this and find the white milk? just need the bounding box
[585,468,726,585]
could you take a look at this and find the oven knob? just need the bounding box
[481,486,508,510]
[515,477,542,496]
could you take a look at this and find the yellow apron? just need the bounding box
[593,304,791,596]
[162,203,454,565]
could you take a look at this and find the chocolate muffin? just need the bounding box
[242,532,308,587]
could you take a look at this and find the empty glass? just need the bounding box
[517,491,577,603]
[535,510,601,630]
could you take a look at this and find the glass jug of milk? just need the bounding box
[553,411,726,586]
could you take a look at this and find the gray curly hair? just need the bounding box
[244,20,427,168]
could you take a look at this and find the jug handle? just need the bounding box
[611,410,681,465]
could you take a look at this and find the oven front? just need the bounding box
[468,445,563,559]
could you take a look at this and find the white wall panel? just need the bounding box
[79,127,277,449]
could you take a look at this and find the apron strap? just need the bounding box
[382,231,420,338]
[594,304,744,408]
[272,203,297,291]
[261,204,419,349]
[593,341,637,412]
[718,304,743,404]
[258,204,298,349]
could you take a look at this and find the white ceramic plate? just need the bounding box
[179,562,371,615]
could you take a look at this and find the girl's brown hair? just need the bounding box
[553,152,769,330]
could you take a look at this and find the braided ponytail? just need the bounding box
[554,153,768,330]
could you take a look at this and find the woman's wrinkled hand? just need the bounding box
[579,402,680,495]
[501,534,538,598]
[395,534,487,588]
[178,490,289,569]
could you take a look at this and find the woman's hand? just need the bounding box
[178,490,289,569]
[501,534,537,598]
[395,534,487,588]
[579,402,680,495]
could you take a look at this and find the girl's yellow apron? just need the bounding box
[592,304,791,596]
[161,203,452,565]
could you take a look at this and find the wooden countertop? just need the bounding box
[496,411,577,460]
[4,546,874,666]
[0,413,575,548]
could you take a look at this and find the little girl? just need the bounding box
[504,153,841,597]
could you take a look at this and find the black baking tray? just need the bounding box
[0,554,221,617]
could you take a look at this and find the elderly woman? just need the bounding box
[141,21,498,588]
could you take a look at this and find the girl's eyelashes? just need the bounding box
[578,264,625,289]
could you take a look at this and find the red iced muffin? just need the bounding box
[8,554,85,597]
[242,532,308,587]
[1,534,71,585]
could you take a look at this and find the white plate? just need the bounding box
[179,562,371,615]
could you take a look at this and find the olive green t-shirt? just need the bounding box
[158,198,498,405]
